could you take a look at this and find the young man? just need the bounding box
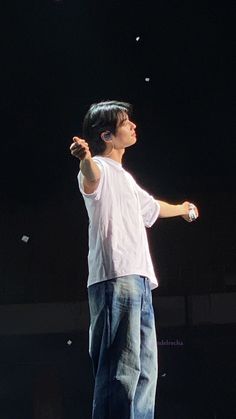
[70,100,199,419]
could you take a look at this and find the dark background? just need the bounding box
[0,0,235,418]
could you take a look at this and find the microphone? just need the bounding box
[188,204,197,222]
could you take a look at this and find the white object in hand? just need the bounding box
[188,204,197,221]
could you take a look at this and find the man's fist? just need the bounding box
[70,137,92,161]
[181,201,199,222]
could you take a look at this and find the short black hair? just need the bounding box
[82,100,133,156]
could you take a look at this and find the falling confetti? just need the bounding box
[67,340,72,346]
[21,235,30,243]
[145,77,150,82]
[136,36,140,42]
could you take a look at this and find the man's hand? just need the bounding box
[181,201,199,222]
[70,137,92,161]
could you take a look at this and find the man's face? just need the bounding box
[112,113,137,150]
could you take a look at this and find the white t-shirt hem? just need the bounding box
[87,272,158,290]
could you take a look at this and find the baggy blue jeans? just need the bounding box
[88,275,158,419]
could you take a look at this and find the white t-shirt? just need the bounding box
[78,156,160,289]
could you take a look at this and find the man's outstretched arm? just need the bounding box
[70,137,101,194]
[157,200,199,222]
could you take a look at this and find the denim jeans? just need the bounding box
[88,275,158,419]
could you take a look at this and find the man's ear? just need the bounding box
[101,131,112,142]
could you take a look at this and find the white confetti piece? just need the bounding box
[21,235,30,243]
[136,36,140,42]
[145,77,150,82]
[67,340,72,346]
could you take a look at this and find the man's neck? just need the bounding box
[101,148,125,163]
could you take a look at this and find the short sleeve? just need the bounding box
[77,159,104,201]
[134,182,160,227]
